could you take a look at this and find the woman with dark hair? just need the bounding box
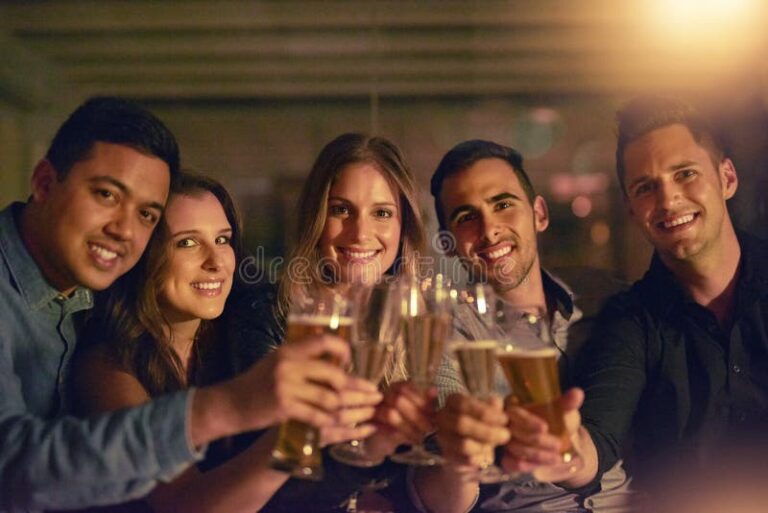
[227,133,435,512]
[72,171,380,513]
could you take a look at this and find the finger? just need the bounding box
[506,406,549,435]
[385,381,431,410]
[286,402,337,428]
[336,406,377,426]
[284,334,351,365]
[346,375,382,393]
[291,360,349,392]
[559,388,585,411]
[321,423,378,446]
[445,394,508,426]
[385,390,434,435]
[287,382,343,413]
[503,440,563,466]
[439,411,510,446]
[437,432,492,466]
[338,388,383,408]
[374,405,424,444]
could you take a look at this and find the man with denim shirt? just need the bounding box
[0,97,366,512]
[410,140,632,513]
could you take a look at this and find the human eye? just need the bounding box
[92,188,117,204]
[632,182,653,197]
[328,204,349,216]
[215,234,231,245]
[138,209,159,226]
[494,199,513,211]
[176,238,198,248]
[676,168,698,181]
[454,211,477,225]
[374,208,393,219]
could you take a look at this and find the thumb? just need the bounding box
[559,387,584,412]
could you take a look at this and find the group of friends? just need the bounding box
[1,94,766,513]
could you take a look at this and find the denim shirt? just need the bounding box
[0,203,199,512]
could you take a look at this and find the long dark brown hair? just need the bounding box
[86,171,243,396]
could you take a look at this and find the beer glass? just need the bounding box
[270,289,352,480]
[330,281,398,467]
[495,309,582,471]
[450,283,514,483]
[390,274,453,466]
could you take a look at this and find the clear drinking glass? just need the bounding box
[389,274,453,467]
[270,289,353,480]
[450,283,515,483]
[330,281,399,467]
[495,308,584,474]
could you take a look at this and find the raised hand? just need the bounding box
[501,387,585,481]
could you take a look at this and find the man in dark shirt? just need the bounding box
[502,96,768,494]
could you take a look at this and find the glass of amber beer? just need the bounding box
[495,310,581,469]
[270,289,353,480]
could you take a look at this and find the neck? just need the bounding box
[167,318,202,371]
[497,264,548,316]
[662,223,741,327]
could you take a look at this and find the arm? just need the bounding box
[75,350,291,513]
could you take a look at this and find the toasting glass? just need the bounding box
[330,281,398,467]
[450,283,515,483]
[270,289,353,480]
[495,308,584,475]
[389,274,453,467]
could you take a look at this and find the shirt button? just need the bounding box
[732,364,742,374]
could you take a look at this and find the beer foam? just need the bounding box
[288,313,353,326]
[497,346,558,358]
[450,340,499,351]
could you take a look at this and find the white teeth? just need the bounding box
[192,281,222,290]
[90,244,117,261]
[344,250,377,259]
[663,214,695,228]
[486,246,512,260]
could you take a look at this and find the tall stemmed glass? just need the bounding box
[330,281,398,467]
[390,274,453,466]
[450,283,515,483]
[495,308,584,475]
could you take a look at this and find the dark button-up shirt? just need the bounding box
[578,232,768,484]
[0,203,198,512]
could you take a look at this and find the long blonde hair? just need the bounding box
[278,133,425,383]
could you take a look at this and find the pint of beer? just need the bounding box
[270,293,352,480]
[497,346,572,456]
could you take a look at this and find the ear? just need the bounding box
[719,158,738,200]
[533,195,549,233]
[30,159,58,202]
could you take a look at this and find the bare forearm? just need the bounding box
[149,428,288,513]
[414,466,478,513]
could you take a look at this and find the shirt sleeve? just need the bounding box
[575,296,649,482]
[0,343,202,512]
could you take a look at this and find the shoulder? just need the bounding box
[72,344,151,415]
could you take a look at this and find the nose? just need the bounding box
[480,212,501,244]
[348,214,372,243]
[202,245,224,272]
[657,180,682,211]
[104,207,134,242]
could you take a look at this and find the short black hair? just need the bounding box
[46,96,180,179]
[430,139,535,231]
[615,95,726,195]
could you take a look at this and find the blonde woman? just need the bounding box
[227,133,435,512]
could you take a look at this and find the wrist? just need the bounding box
[189,381,241,446]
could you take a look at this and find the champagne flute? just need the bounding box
[330,281,398,467]
[270,289,352,480]
[450,283,515,483]
[495,308,583,474]
[390,274,453,466]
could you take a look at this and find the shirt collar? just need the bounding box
[0,202,93,312]
[541,268,576,320]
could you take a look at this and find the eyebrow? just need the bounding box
[448,192,521,223]
[626,160,700,191]
[328,197,398,208]
[171,227,233,238]
[89,175,165,213]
